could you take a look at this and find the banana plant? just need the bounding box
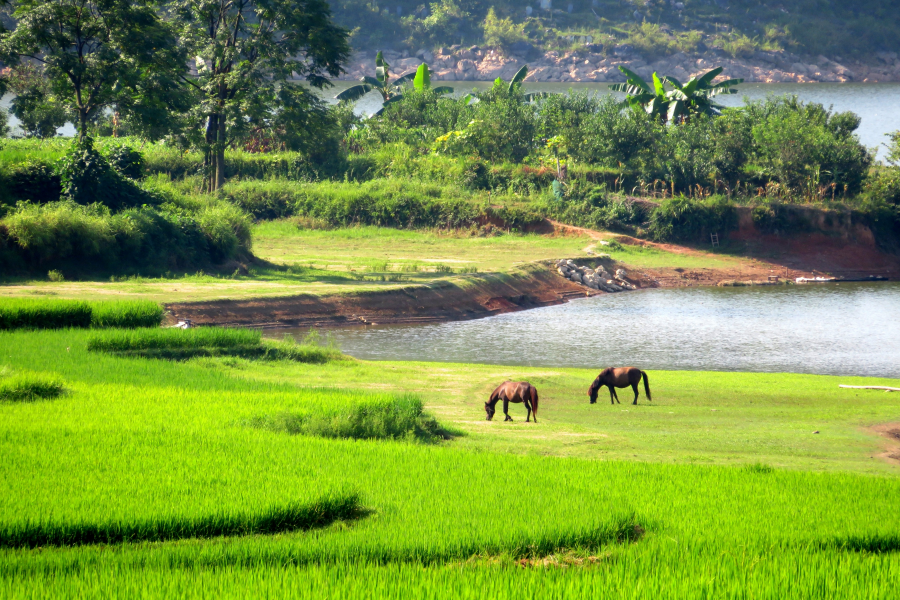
[335,51,416,112]
[610,66,742,123]
[462,65,552,104]
[336,54,454,115]
[412,63,454,95]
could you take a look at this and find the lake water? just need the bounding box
[3,82,900,157]
[306,283,900,378]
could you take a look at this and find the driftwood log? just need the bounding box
[838,385,900,392]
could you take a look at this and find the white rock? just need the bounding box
[615,268,628,279]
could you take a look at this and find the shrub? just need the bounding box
[57,138,157,210]
[1,200,252,274]
[648,195,737,242]
[0,160,62,205]
[747,97,872,195]
[0,369,65,402]
[105,145,145,180]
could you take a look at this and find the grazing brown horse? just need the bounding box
[486,381,539,422]
[588,367,651,405]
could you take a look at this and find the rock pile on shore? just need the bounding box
[337,47,900,84]
[556,259,636,293]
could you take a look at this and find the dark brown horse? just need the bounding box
[588,367,651,405]
[486,381,539,422]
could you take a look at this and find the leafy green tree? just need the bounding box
[0,0,183,140]
[173,0,349,191]
[5,64,67,138]
[886,131,900,167]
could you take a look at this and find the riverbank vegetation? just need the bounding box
[2,83,898,281]
[1,326,899,597]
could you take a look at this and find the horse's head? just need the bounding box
[588,380,599,404]
[484,402,496,420]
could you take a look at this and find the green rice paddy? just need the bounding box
[1,328,898,598]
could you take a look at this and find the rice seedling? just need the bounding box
[0,298,163,330]
[0,328,899,598]
[0,494,364,549]
[89,300,165,329]
[87,327,261,352]
[0,298,92,329]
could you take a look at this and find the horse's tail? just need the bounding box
[642,371,651,401]
[530,386,539,417]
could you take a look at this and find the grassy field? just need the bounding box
[0,224,766,303]
[1,328,898,597]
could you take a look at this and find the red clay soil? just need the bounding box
[166,266,596,329]
[552,217,900,288]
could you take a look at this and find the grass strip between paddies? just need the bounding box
[0,493,365,549]
[87,329,344,363]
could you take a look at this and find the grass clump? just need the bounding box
[249,394,457,443]
[0,493,364,549]
[0,369,65,402]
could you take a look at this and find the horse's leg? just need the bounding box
[504,398,512,421]
[609,385,615,404]
[632,381,639,405]
[524,398,532,422]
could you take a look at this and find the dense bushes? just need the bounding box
[1,200,251,274]
[648,196,738,242]
[0,299,164,329]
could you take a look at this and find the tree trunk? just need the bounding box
[215,113,226,191]
[79,108,89,142]
[205,114,219,192]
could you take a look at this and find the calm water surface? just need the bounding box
[306,283,900,377]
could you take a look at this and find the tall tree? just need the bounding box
[172,0,350,191]
[0,0,183,140]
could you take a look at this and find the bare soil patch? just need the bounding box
[869,423,900,466]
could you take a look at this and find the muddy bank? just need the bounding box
[166,265,595,329]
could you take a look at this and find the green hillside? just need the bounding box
[332,0,900,60]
